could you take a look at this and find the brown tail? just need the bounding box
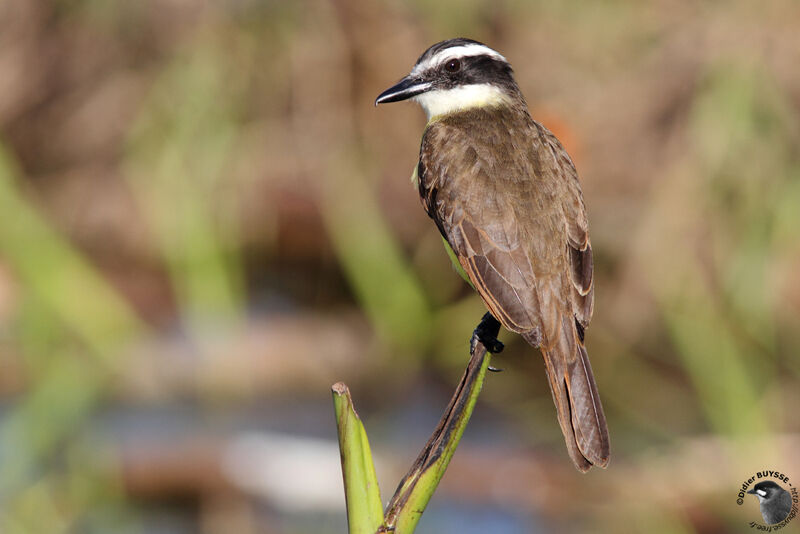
[525,316,609,472]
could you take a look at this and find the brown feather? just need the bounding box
[418,103,609,470]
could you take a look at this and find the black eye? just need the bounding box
[444,58,461,73]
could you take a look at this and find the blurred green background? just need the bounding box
[1,0,799,533]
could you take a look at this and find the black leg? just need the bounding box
[471,312,504,356]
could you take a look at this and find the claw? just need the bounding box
[488,366,504,372]
[485,338,505,353]
[471,312,504,354]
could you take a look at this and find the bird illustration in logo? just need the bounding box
[747,480,792,525]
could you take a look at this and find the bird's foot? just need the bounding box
[471,312,504,357]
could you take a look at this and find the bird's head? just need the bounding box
[375,38,522,120]
[747,480,785,502]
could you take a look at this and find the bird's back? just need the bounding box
[418,104,608,470]
[418,105,586,346]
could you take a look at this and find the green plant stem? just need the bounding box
[333,339,492,534]
[381,343,491,533]
[332,383,384,534]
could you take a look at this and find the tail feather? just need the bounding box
[525,316,609,471]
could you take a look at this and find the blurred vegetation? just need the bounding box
[0,0,799,533]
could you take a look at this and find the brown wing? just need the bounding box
[418,109,583,344]
[537,124,595,330]
[418,108,608,470]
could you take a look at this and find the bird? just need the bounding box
[747,481,793,524]
[375,38,609,472]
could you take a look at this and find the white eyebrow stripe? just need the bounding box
[411,44,507,75]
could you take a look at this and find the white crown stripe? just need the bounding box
[411,44,507,75]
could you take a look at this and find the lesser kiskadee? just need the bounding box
[376,38,609,471]
[747,481,793,525]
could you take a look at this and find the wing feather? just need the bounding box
[538,125,595,327]
[417,107,608,470]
